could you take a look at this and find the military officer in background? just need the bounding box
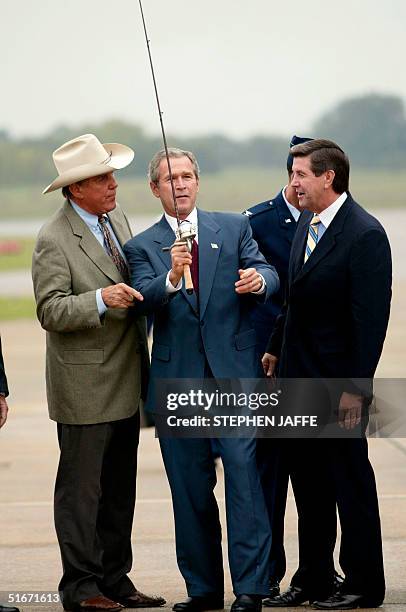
[244,136,343,606]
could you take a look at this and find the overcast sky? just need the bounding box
[1,0,405,139]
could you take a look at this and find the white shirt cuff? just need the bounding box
[252,274,266,295]
[166,271,183,293]
[96,289,108,315]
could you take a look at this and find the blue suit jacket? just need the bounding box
[0,337,8,397]
[244,190,297,353]
[124,209,279,411]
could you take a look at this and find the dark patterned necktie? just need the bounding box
[190,239,199,294]
[98,215,129,282]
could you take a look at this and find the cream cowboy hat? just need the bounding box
[43,133,135,194]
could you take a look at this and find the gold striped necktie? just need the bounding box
[304,214,321,263]
[98,215,129,282]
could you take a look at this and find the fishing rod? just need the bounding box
[138,0,195,294]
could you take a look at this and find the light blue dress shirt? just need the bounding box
[70,200,127,315]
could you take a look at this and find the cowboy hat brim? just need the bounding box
[43,142,134,194]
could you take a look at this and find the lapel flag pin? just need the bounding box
[285,218,292,223]
[211,243,219,249]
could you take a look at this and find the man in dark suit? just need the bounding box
[262,139,391,609]
[246,138,342,607]
[244,136,315,599]
[124,147,280,612]
[0,336,20,612]
[0,336,10,428]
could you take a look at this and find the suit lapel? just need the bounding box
[63,202,123,284]
[291,211,312,279]
[293,197,352,283]
[151,215,174,271]
[197,210,222,320]
[107,206,132,248]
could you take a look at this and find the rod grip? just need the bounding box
[183,264,194,295]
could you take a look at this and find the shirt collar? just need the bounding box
[164,207,198,236]
[318,192,347,228]
[70,199,100,231]
[282,186,301,222]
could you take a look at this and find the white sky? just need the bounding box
[1,0,405,139]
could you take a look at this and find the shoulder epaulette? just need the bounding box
[243,200,274,218]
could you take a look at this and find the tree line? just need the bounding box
[0,93,405,188]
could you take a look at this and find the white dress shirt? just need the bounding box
[282,186,301,222]
[164,209,198,292]
[164,207,265,294]
[317,192,348,241]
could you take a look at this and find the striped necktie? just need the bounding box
[304,214,321,263]
[98,216,129,282]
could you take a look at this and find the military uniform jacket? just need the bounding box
[0,337,9,396]
[244,190,297,350]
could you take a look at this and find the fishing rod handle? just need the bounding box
[184,265,194,295]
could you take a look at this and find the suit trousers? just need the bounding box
[256,438,288,582]
[287,438,384,602]
[288,440,337,599]
[55,413,140,609]
[159,436,272,597]
[331,438,385,602]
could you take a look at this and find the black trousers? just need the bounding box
[55,413,140,609]
[289,438,385,602]
[288,440,337,599]
[256,438,287,581]
[257,438,337,590]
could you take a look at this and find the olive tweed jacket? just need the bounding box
[32,201,148,424]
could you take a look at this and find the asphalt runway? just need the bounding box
[0,318,405,612]
[1,207,406,610]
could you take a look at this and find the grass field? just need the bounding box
[0,238,35,271]
[0,297,36,320]
[0,167,405,221]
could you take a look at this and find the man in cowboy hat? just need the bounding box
[32,134,165,612]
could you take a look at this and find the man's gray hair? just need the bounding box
[148,148,200,183]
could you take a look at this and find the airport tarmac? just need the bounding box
[0,318,405,612]
[1,208,406,611]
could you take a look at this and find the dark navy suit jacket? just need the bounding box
[265,195,391,602]
[124,209,279,412]
[268,194,392,381]
[0,337,9,396]
[244,190,297,354]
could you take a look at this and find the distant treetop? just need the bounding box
[0,93,405,187]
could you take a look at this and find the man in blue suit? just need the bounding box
[124,148,280,612]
